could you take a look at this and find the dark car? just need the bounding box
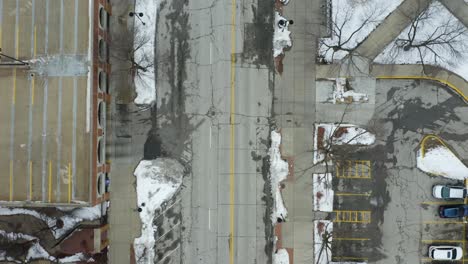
[439,204,468,218]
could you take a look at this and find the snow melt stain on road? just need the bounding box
[269,131,289,224]
[417,145,468,180]
[133,0,158,106]
[133,158,184,264]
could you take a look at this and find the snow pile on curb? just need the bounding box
[133,0,158,105]
[273,12,292,57]
[319,0,402,61]
[375,1,468,80]
[269,131,289,223]
[314,124,375,164]
[273,248,289,264]
[0,204,102,239]
[314,220,333,264]
[331,78,368,104]
[313,174,334,212]
[417,146,468,180]
[133,158,184,264]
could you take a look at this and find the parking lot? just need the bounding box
[329,79,468,263]
[0,0,91,203]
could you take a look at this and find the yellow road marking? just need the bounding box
[421,239,464,243]
[420,134,449,157]
[29,161,32,200]
[335,192,371,196]
[423,220,465,224]
[334,210,371,223]
[333,237,370,241]
[48,161,52,202]
[377,75,468,102]
[421,201,464,205]
[68,163,71,203]
[9,160,13,201]
[228,0,237,261]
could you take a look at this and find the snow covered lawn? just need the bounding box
[133,0,157,105]
[314,124,376,164]
[331,78,368,104]
[133,158,184,264]
[319,0,402,61]
[314,220,333,264]
[417,142,468,180]
[273,12,292,57]
[273,248,289,264]
[313,173,333,212]
[269,131,289,223]
[375,1,468,81]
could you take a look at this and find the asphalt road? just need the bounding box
[153,0,275,263]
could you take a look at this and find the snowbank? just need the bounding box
[313,173,334,212]
[133,0,158,105]
[331,78,368,104]
[273,12,292,57]
[133,158,184,264]
[320,0,402,61]
[273,248,289,264]
[0,204,102,239]
[374,2,468,81]
[269,131,289,223]
[314,124,375,163]
[417,146,468,180]
[314,220,333,264]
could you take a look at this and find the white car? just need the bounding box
[429,245,463,260]
[433,185,466,199]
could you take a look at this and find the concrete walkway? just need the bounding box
[107,0,146,263]
[354,0,430,60]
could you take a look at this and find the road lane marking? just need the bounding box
[333,237,370,241]
[229,0,237,261]
[29,161,32,200]
[335,192,371,196]
[9,160,13,201]
[48,160,52,202]
[34,26,36,57]
[68,162,71,203]
[31,77,35,104]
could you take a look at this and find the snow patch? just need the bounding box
[133,158,184,264]
[273,248,289,264]
[314,220,333,264]
[319,0,403,62]
[133,0,158,105]
[331,78,368,104]
[417,146,468,180]
[374,1,468,81]
[269,131,289,223]
[313,173,334,212]
[273,12,292,57]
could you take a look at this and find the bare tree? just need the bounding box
[314,221,333,264]
[381,1,468,73]
[111,26,154,83]
[318,1,389,63]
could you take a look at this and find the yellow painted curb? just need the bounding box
[377,76,468,102]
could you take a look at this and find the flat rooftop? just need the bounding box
[0,0,93,204]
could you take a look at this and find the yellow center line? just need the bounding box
[68,162,72,203]
[9,160,13,201]
[48,161,52,203]
[229,0,237,261]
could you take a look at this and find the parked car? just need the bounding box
[433,185,467,199]
[429,245,463,260]
[439,204,468,218]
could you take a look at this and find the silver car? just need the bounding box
[432,185,466,199]
[429,245,463,260]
